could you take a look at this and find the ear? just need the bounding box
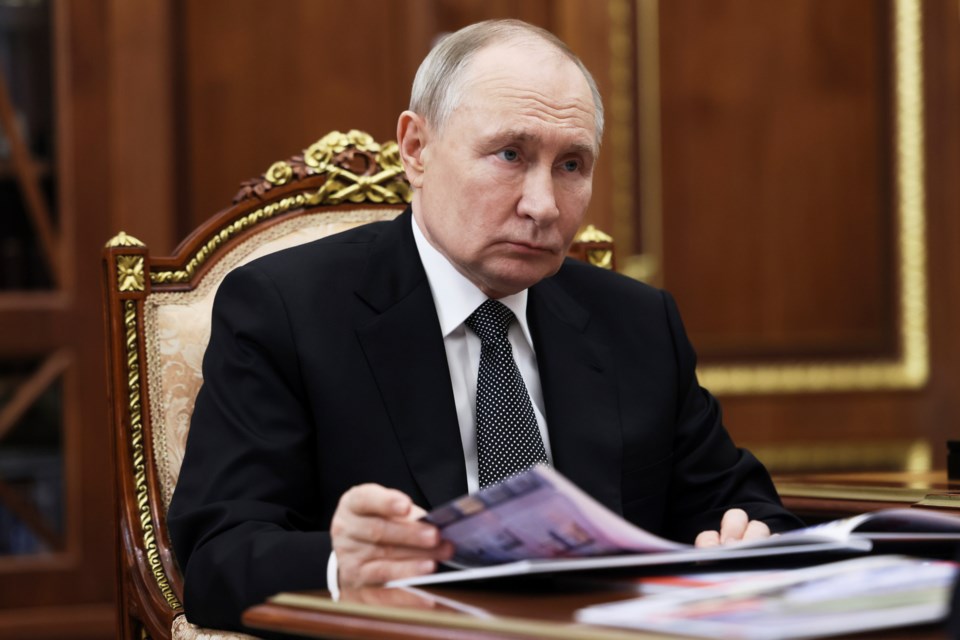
[397,110,429,188]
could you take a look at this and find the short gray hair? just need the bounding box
[410,19,604,144]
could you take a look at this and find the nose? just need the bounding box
[517,166,560,226]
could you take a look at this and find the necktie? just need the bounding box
[465,299,549,488]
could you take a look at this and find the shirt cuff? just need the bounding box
[326,550,341,601]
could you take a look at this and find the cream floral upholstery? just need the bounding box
[150,209,400,639]
[144,209,401,512]
[172,615,260,640]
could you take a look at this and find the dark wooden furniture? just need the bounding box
[101,131,615,640]
[776,470,960,521]
[242,585,948,640]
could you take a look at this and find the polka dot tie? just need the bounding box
[465,299,549,488]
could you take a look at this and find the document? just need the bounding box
[389,465,922,588]
[576,555,958,640]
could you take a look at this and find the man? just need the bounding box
[169,19,801,632]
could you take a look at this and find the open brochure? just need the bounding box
[576,555,959,640]
[387,465,960,588]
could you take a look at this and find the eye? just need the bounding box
[496,148,520,162]
[560,159,581,173]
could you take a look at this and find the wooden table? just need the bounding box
[243,578,950,639]
[775,470,960,520]
[243,471,960,639]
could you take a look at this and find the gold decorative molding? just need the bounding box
[698,0,928,394]
[234,129,411,205]
[608,0,638,277]
[123,299,182,611]
[270,592,646,640]
[751,439,932,475]
[151,193,315,285]
[105,231,145,249]
[610,0,929,394]
[264,160,293,186]
[153,131,410,285]
[116,255,145,292]
[629,0,663,285]
[576,224,613,244]
[572,225,615,269]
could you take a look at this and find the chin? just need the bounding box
[495,270,557,295]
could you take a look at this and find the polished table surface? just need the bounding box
[243,581,949,640]
[775,469,960,520]
[244,470,960,640]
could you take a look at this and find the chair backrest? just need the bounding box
[101,130,614,640]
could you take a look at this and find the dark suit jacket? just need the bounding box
[168,209,802,631]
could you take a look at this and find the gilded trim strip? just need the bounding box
[269,592,657,640]
[697,0,929,394]
[151,193,314,285]
[611,0,930,394]
[632,0,664,285]
[123,299,182,610]
[152,132,410,285]
[608,0,637,275]
[750,439,932,475]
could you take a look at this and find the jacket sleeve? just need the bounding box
[167,264,331,632]
[658,290,804,542]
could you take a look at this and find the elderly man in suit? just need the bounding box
[169,18,801,632]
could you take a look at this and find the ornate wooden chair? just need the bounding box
[101,130,614,639]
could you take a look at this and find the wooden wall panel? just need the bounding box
[0,2,116,638]
[643,0,960,472]
[177,0,422,239]
[659,0,895,360]
[4,0,959,634]
[174,0,615,248]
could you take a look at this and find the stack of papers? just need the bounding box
[576,555,958,639]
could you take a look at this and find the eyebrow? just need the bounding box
[486,128,598,157]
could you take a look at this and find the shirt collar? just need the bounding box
[412,215,534,348]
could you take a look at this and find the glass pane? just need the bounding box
[0,0,55,291]
[0,360,64,555]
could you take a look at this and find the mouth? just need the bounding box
[503,240,558,255]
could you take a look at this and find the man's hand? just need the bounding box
[330,484,454,589]
[694,508,771,547]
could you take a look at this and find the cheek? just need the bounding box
[558,183,591,222]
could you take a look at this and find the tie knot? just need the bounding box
[465,299,515,342]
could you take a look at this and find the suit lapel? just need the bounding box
[529,274,624,515]
[353,211,468,508]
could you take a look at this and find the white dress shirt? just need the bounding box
[328,216,555,597]
[411,215,554,492]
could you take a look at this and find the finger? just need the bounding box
[719,508,749,544]
[741,519,771,542]
[338,531,453,562]
[694,530,720,548]
[407,503,428,520]
[338,513,442,549]
[341,484,415,519]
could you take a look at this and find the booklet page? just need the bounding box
[422,465,685,566]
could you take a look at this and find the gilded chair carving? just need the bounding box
[101,130,614,639]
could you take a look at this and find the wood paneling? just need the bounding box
[176,0,424,241]
[3,0,960,635]
[0,2,116,638]
[659,0,895,360]
[173,0,615,248]
[602,0,960,473]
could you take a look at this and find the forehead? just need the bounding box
[452,41,597,145]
